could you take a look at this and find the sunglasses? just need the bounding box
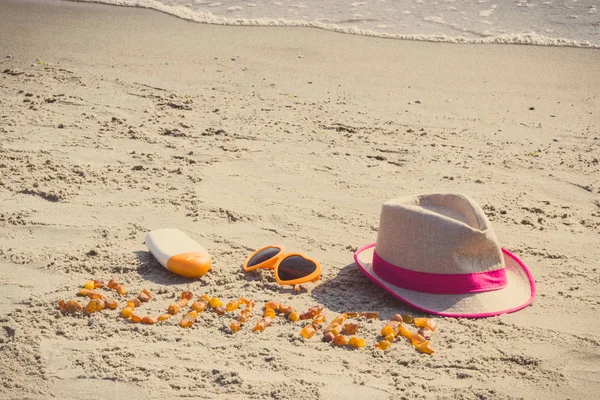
[242,245,322,286]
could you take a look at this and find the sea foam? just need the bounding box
[72,0,600,48]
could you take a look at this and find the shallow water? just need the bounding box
[75,0,600,47]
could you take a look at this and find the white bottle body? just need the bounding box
[145,228,207,268]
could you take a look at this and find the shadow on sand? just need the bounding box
[311,262,429,320]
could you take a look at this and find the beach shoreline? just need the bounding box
[62,0,600,48]
[1,0,599,399]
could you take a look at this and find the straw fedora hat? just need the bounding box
[354,193,536,318]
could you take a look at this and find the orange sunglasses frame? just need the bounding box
[242,245,322,286]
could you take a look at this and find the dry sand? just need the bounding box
[1,0,599,399]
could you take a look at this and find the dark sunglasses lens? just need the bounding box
[276,256,317,282]
[247,247,282,268]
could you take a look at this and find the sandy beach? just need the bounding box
[1,0,599,399]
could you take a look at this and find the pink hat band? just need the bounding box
[372,249,508,295]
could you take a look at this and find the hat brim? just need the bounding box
[354,243,536,318]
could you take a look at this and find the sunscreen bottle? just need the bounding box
[145,228,212,278]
